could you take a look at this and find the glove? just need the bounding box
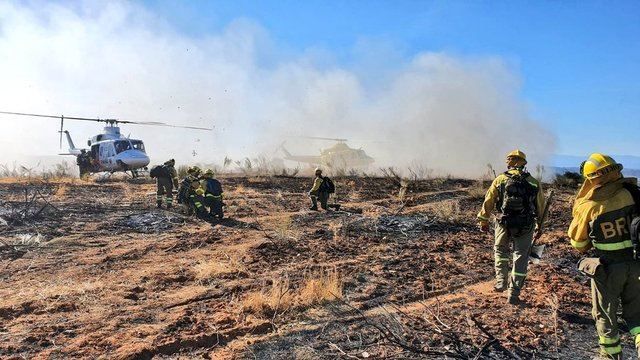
[479,221,490,233]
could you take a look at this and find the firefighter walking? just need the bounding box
[152,159,179,209]
[477,150,544,304]
[568,153,640,359]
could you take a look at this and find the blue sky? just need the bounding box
[143,0,640,157]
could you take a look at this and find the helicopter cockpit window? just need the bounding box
[114,140,132,154]
[131,140,145,152]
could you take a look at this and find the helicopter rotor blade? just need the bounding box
[0,110,113,122]
[118,121,213,131]
[0,110,213,131]
[294,136,348,142]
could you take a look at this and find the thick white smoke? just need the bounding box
[0,1,555,177]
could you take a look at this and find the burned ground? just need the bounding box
[0,176,633,359]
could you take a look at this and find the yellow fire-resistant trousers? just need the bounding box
[494,222,534,296]
[591,260,640,357]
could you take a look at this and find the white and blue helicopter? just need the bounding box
[0,111,212,177]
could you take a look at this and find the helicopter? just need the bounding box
[0,111,212,177]
[279,137,375,169]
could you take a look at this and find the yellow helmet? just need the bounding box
[195,188,205,196]
[314,167,322,174]
[580,153,623,180]
[506,149,527,162]
[203,169,214,178]
[505,149,527,168]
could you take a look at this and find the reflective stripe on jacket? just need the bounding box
[568,178,636,259]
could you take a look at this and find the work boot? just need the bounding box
[156,201,163,209]
[494,279,507,292]
[507,292,520,305]
[166,203,172,210]
[309,206,319,211]
[601,352,622,360]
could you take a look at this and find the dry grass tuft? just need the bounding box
[275,215,292,238]
[274,215,299,241]
[53,184,68,198]
[467,180,488,200]
[430,199,461,222]
[193,256,246,280]
[298,269,343,306]
[241,270,342,316]
[242,277,293,315]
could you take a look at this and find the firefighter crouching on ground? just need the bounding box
[309,168,329,211]
[202,169,224,219]
[177,166,201,215]
[568,154,640,360]
[155,159,179,209]
[188,179,209,219]
[477,150,544,304]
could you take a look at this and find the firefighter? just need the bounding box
[308,168,329,211]
[477,150,545,304]
[155,159,179,209]
[77,149,92,177]
[177,166,201,213]
[568,154,640,360]
[202,169,224,219]
[188,179,209,219]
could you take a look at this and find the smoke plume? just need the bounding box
[0,1,555,177]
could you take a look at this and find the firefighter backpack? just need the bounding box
[499,172,537,229]
[150,165,170,179]
[321,177,336,194]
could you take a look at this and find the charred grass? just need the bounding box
[0,175,601,359]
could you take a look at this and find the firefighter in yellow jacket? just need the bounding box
[309,168,329,211]
[568,153,640,359]
[478,150,545,304]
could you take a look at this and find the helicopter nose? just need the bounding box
[120,150,150,168]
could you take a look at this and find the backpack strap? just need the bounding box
[497,172,511,213]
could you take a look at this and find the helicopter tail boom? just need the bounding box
[278,142,292,157]
[60,130,82,155]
